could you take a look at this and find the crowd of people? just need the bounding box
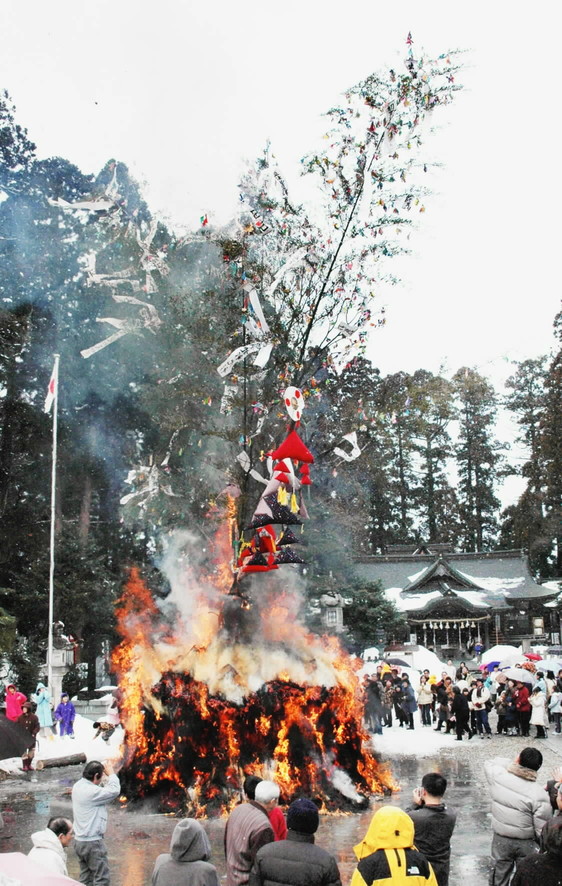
[16,758,562,886]
[2,680,123,771]
[361,661,562,741]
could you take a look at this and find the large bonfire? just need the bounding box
[112,520,395,815]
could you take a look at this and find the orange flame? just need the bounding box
[112,521,396,813]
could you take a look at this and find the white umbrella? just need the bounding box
[502,667,537,685]
[481,644,522,665]
[537,658,562,674]
[498,652,526,669]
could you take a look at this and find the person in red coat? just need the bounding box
[4,684,27,721]
[514,683,532,737]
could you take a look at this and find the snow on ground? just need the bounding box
[368,713,464,757]
[0,713,124,774]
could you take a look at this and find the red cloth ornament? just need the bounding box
[299,464,310,475]
[258,525,276,553]
[274,471,292,486]
[300,476,312,486]
[241,551,279,573]
[271,430,314,464]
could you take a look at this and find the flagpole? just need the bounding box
[47,354,60,696]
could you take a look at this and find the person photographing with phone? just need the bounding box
[405,773,457,886]
[71,759,121,885]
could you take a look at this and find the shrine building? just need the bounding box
[353,545,561,656]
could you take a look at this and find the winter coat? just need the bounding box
[103,696,120,727]
[54,699,75,729]
[511,816,562,886]
[268,806,287,842]
[28,827,68,876]
[451,693,469,722]
[18,711,40,747]
[417,685,434,706]
[405,803,457,886]
[249,830,341,886]
[530,692,549,727]
[365,682,384,717]
[351,806,437,886]
[400,684,418,715]
[382,686,395,708]
[152,818,220,886]
[495,695,508,716]
[470,687,490,711]
[511,849,562,886]
[225,801,275,886]
[484,756,552,840]
[32,683,53,728]
[548,691,562,714]
[514,685,531,713]
[72,773,121,841]
[4,685,27,721]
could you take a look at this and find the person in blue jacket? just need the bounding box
[400,678,418,730]
[54,692,76,738]
[32,682,53,738]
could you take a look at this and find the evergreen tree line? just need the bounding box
[303,352,561,578]
[0,60,559,689]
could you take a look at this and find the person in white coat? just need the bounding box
[471,678,492,738]
[530,687,549,739]
[484,747,552,886]
[28,817,73,876]
[548,687,562,734]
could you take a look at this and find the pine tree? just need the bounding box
[540,310,562,574]
[408,369,460,544]
[453,368,503,551]
[500,357,550,571]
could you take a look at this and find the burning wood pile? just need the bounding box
[112,536,394,815]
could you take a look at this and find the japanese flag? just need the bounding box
[44,362,58,413]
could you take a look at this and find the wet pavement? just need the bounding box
[1,728,561,885]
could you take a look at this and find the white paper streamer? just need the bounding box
[236,451,268,485]
[218,342,264,377]
[80,294,161,359]
[333,431,362,462]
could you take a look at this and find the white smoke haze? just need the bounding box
[126,527,360,708]
[329,766,364,803]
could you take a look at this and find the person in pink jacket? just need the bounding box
[4,684,27,721]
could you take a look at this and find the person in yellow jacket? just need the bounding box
[350,807,438,886]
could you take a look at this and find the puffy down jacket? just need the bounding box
[484,756,552,840]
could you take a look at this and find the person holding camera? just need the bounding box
[72,759,120,885]
[405,773,457,886]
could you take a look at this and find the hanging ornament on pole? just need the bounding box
[283,386,304,423]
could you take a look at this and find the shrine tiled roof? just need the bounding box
[353,549,559,614]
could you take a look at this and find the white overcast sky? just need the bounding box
[1,1,560,475]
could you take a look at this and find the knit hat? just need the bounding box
[286,798,319,835]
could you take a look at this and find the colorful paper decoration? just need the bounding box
[283,386,304,422]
